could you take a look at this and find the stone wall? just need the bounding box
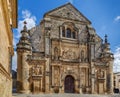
[0,73,12,97]
[0,0,10,72]
[0,1,12,97]
[0,0,17,97]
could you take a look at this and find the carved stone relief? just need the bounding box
[80,69,86,87]
[62,48,77,59]
[97,69,104,78]
[30,65,42,76]
[54,66,60,86]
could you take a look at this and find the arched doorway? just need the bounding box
[64,75,75,93]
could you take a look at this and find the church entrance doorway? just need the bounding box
[64,75,75,93]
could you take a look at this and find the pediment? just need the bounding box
[44,3,91,24]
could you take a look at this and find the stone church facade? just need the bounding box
[17,3,114,94]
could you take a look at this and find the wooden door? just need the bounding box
[64,75,75,93]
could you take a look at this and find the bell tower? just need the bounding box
[100,35,114,94]
[16,21,31,93]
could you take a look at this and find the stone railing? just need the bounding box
[27,55,46,61]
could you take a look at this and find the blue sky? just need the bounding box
[13,0,120,72]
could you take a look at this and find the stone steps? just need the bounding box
[12,93,120,97]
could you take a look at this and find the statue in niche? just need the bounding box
[30,66,35,75]
[90,34,95,42]
[62,49,67,59]
[73,52,77,59]
[67,49,73,59]
[81,50,84,61]
[34,67,39,75]
[32,65,42,75]
[29,67,33,76]
[39,67,42,74]
[54,47,59,60]
[46,28,51,36]
[81,50,84,58]
[98,69,104,78]
[100,70,104,78]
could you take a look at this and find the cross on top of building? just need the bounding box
[23,21,27,31]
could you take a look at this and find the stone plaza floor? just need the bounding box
[12,93,120,97]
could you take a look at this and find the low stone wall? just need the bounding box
[0,63,12,97]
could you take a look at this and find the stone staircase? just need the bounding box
[12,93,120,97]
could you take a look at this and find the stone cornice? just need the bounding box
[44,3,91,24]
[0,63,11,80]
[11,0,18,28]
[46,15,89,25]
[0,0,13,45]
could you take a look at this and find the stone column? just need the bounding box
[79,67,82,94]
[17,52,22,92]
[60,26,62,38]
[44,29,50,93]
[86,68,88,86]
[59,66,62,93]
[45,59,50,93]
[91,63,95,94]
[61,80,64,93]
[108,61,113,94]
[90,43,95,94]
[21,52,30,93]
[104,71,107,93]
[90,53,95,93]
[86,68,89,93]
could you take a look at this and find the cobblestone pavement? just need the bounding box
[12,93,120,97]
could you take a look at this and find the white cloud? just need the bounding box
[17,10,36,36]
[113,46,120,73]
[12,51,17,71]
[22,10,31,19]
[12,9,36,71]
[114,16,120,22]
[13,37,18,49]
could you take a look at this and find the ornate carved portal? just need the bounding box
[64,75,75,93]
[98,82,104,94]
[29,63,44,93]
[32,76,42,94]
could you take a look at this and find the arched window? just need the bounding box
[66,28,71,38]
[72,32,76,39]
[62,27,65,37]
[62,29,65,37]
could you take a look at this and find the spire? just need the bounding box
[17,21,31,51]
[100,34,114,61]
[21,21,29,38]
[103,34,110,53]
[23,21,27,31]
[104,34,108,43]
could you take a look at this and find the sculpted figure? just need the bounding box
[98,69,104,78]
[39,67,42,74]
[54,47,59,60]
